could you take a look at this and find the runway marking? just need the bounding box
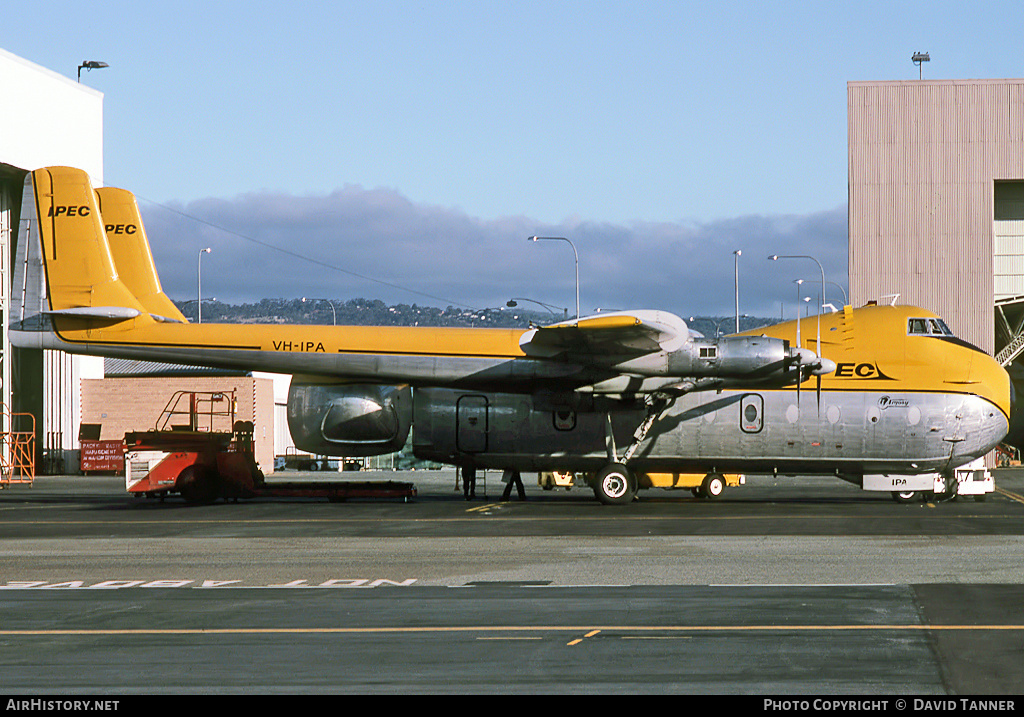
[567,629,601,646]
[1,624,1023,638]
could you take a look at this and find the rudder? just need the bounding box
[95,186,187,323]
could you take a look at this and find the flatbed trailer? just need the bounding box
[124,391,415,503]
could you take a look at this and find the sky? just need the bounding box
[5,1,1024,319]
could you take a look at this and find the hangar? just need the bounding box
[0,49,282,475]
[847,77,1024,367]
[0,48,106,473]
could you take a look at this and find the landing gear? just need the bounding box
[700,472,726,499]
[593,395,674,506]
[891,490,919,503]
[592,463,637,505]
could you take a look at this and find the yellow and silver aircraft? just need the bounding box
[10,167,1013,503]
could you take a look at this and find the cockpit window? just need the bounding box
[908,318,953,336]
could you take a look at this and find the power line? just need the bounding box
[135,196,477,309]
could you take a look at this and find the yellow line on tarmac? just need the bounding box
[3,624,1023,638]
[996,486,1024,505]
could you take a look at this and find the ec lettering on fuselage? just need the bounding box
[834,362,895,380]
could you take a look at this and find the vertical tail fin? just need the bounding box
[95,186,187,323]
[11,167,153,348]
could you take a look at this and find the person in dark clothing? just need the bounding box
[462,466,477,500]
[501,469,526,501]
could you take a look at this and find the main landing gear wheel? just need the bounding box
[891,490,919,503]
[593,463,637,505]
[700,473,726,499]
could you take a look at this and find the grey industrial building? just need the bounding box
[848,78,1024,367]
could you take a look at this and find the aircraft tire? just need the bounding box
[593,463,636,505]
[701,473,726,499]
[891,490,919,503]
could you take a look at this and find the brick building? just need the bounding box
[80,364,276,474]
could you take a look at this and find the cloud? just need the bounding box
[139,186,848,320]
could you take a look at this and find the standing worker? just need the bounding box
[501,469,526,501]
[462,466,477,500]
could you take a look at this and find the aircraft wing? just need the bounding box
[518,311,689,361]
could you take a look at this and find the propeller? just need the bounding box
[789,346,836,406]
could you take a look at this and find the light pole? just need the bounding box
[197,248,211,323]
[769,254,826,358]
[506,298,568,321]
[803,279,848,307]
[528,236,579,320]
[793,279,804,351]
[912,51,930,80]
[302,297,336,325]
[733,249,742,333]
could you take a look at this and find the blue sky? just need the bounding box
[5,1,1024,319]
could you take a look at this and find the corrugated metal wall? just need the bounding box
[848,79,1024,355]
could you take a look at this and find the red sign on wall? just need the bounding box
[81,440,125,474]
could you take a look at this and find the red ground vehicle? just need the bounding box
[124,391,415,503]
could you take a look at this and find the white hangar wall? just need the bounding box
[0,48,106,472]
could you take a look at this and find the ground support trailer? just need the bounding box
[539,470,745,499]
[124,391,415,503]
[125,428,415,503]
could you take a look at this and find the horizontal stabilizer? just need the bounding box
[44,307,142,320]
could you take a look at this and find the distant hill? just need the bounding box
[173,297,775,335]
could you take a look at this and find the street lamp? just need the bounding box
[802,279,848,307]
[506,298,568,321]
[302,297,337,325]
[528,236,579,320]
[77,61,108,82]
[733,249,742,333]
[793,279,805,351]
[197,248,211,324]
[769,254,826,358]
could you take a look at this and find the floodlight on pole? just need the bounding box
[77,61,108,82]
[528,236,579,320]
[912,52,930,80]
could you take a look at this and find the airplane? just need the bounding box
[9,166,1013,504]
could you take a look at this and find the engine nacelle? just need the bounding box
[668,335,790,378]
[287,381,412,456]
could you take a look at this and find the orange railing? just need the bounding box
[0,406,35,486]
